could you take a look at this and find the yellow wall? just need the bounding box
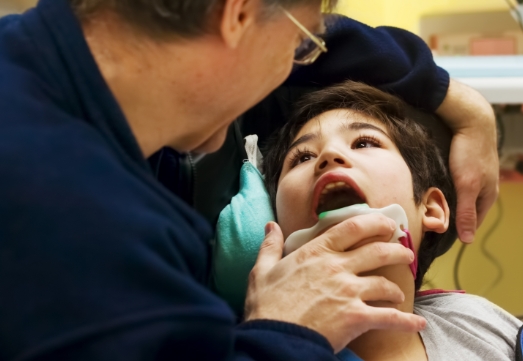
[336,0,508,34]
[426,183,523,316]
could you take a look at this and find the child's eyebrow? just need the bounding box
[287,132,319,154]
[341,121,391,139]
[286,121,390,156]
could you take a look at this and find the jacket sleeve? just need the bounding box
[286,14,449,112]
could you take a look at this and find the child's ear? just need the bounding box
[422,187,450,234]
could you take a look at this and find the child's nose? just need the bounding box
[316,149,351,172]
[318,157,345,170]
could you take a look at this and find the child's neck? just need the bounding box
[347,266,428,361]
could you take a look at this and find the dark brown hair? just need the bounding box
[263,81,457,290]
[68,0,337,39]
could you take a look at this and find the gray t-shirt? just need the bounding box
[414,292,522,361]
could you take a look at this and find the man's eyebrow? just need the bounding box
[342,122,391,139]
[287,132,319,153]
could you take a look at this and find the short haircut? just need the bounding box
[68,0,337,39]
[263,81,458,290]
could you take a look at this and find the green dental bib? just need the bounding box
[213,136,275,314]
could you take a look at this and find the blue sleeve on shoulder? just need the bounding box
[286,14,449,112]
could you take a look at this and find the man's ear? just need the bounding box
[422,187,450,234]
[219,0,256,49]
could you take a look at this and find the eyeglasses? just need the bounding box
[281,8,327,65]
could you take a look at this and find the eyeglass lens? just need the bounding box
[294,38,320,62]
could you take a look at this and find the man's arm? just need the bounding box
[286,15,449,112]
[435,79,499,243]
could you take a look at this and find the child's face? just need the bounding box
[276,109,425,246]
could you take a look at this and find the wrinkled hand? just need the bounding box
[244,215,426,353]
[436,79,499,243]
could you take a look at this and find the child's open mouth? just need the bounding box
[316,184,366,214]
[311,172,367,220]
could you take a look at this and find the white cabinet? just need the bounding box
[436,56,523,104]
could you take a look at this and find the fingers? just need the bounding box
[317,214,396,253]
[475,186,499,228]
[253,222,285,275]
[455,180,479,244]
[343,241,415,274]
[357,275,406,304]
[358,307,427,334]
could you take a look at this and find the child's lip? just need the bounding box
[311,171,366,221]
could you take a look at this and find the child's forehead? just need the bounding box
[294,109,390,139]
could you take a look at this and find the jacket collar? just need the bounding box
[23,0,147,168]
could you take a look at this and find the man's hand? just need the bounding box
[244,215,426,353]
[436,79,499,244]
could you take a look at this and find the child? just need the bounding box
[262,81,522,361]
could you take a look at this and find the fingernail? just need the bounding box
[461,231,474,243]
[265,222,274,236]
[388,219,396,230]
[407,249,415,262]
[418,318,427,330]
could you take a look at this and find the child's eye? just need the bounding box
[353,135,381,149]
[288,148,315,168]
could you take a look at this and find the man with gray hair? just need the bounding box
[0,0,497,360]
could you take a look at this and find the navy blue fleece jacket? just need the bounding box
[0,0,449,360]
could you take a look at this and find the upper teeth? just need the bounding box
[321,181,349,194]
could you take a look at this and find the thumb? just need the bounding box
[254,222,284,274]
[476,186,498,228]
[455,186,478,244]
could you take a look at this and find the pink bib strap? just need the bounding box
[399,230,417,279]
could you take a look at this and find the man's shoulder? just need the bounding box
[0,8,72,123]
[0,104,203,232]
[0,78,117,187]
[0,12,211,241]
[0,91,213,281]
[0,13,22,35]
[0,67,211,248]
[0,43,130,192]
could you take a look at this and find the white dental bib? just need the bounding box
[283,203,409,256]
